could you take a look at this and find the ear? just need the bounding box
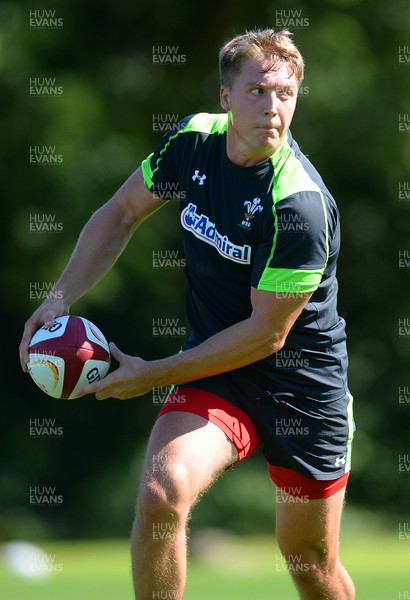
[220,85,230,112]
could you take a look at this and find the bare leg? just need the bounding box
[276,487,355,599]
[131,412,238,600]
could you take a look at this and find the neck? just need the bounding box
[226,124,285,167]
[226,140,273,167]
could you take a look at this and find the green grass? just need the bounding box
[0,533,408,599]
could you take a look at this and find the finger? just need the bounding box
[43,305,69,328]
[43,308,58,328]
[20,355,29,373]
[20,313,56,371]
[19,323,37,372]
[72,373,116,399]
[71,384,103,398]
[95,389,114,401]
[108,342,122,361]
[20,319,49,371]
[19,342,29,372]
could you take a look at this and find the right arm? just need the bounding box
[19,167,165,370]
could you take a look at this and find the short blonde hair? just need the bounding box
[219,28,304,89]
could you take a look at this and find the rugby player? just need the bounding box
[20,29,355,599]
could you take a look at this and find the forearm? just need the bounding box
[74,289,308,400]
[148,315,281,388]
[19,167,165,373]
[52,200,135,305]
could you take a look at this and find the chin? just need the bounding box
[259,136,279,149]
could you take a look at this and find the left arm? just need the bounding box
[76,286,311,400]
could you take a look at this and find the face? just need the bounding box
[220,55,298,165]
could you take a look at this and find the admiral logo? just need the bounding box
[240,197,263,229]
[181,203,251,264]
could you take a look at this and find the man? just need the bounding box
[20,29,355,599]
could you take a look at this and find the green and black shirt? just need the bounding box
[141,113,348,399]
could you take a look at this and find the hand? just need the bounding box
[19,298,70,372]
[73,342,154,400]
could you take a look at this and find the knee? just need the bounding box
[136,460,193,526]
[277,536,336,586]
[277,540,355,598]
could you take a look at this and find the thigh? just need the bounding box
[140,411,239,506]
[257,391,354,481]
[275,486,346,566]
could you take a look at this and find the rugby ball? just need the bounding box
[28,315,111,399]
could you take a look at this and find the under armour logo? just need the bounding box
[192,170,207,185]
[335,455,346,467]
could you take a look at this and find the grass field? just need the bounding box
[0,532,409,599]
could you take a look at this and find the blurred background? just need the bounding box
[1,0,409,597]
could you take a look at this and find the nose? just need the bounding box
[264,91,278,116]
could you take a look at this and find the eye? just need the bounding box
[250,87,264,95]
[277,86,293,98]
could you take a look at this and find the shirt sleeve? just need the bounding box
[251,190,331,294]
[141,115,194,198]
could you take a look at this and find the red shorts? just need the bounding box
[157,387,350,501]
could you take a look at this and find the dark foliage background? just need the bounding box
[1,0,409,540]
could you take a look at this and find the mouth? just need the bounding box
[257,126,280,135]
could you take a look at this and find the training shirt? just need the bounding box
[141,113,348,399]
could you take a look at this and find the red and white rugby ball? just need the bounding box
[28,315,111,399]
